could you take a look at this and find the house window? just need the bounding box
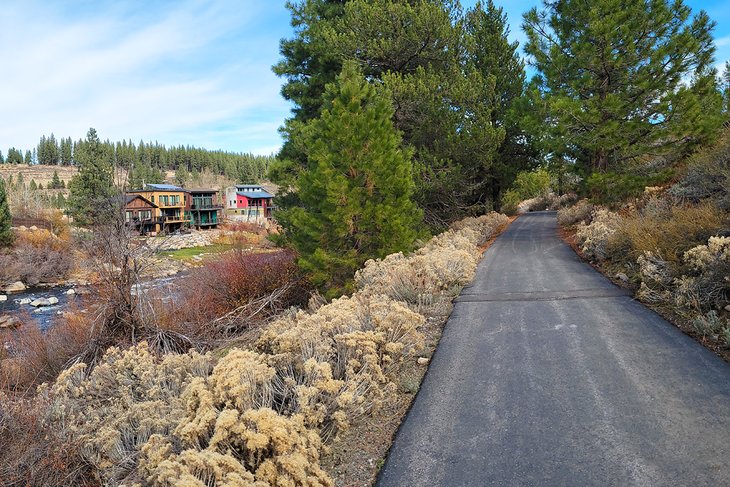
[150,195,155,203]
[141,210,151,220]
[125,211,133,222]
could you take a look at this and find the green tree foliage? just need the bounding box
[6,148,23,164]
[464,1,540,207]
[24,150,32,164]
[67,128,116,226]
[0,150,4,164]
[0,178,12,246]
[29,179,37,191]
[60,137,73,166]
[49,170,63,189]
[175,165,189,187]
[280,62,422,292]
[37,134,60,165]
[721,61,730,118]
[274,0,519,224]
[523,0,722,173]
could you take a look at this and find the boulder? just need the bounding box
[18,298,32,305]
[4,281,26,293]
[615,273,629,283]
[48,297,59,305]
[30,298,52,307]
[0,295,6,302]
[417,357,430,366]
[66,289,76,295]
[0,315,20,329]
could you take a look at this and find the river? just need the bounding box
[0,273,185,331]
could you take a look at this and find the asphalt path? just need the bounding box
[377,211,730,486]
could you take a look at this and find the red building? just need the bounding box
[225,184,275,220]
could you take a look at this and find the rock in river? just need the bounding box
[30,298,52,307]
[4,281,26,293]
[0,295,6,302]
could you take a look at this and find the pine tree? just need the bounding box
[24,150,32,164]
[67,128,116,226]
[0,178,12,246]
[50,170,62,189]
[523,0,720,172]
[0,150,4,164]
[29,179,37,191]
[462,0,540,208]
[175,165,189,187]
[281,62,422,292]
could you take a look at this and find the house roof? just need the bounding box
[145,183,185,191]
[124,194,157,208]
[188,188,217,194]
[237,190,274,199]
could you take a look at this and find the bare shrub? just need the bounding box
[557,199,593,227]
[167,249,306,337]
[0,393,96,487]
[0,229,74,286]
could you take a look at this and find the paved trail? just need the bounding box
[377,212,730,486]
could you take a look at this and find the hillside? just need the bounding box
[0,164,76,188]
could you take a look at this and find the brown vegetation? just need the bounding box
[0,211,510,486]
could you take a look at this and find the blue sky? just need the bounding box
[1,1,728,156]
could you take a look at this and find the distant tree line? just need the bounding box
[0,132,275,186]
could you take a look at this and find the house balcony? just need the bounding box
[161,215,191,223]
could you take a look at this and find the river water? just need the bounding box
[0,274,186,331]
[0,285,76,330]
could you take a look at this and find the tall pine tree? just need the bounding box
[523,0,721,172]
[280,61,422,292]
[0,178,12,246]
[67,128,115,226]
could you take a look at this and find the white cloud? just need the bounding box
[0,0,289,153]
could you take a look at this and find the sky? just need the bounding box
[1,0,728,157]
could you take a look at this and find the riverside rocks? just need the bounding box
[4,281,26,293]
[157,230,219,251]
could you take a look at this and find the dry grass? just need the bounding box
[606,201,727,263]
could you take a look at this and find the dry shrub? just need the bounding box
[258,293,424,439]
[169,250,305,334]
[355,213,509,313]
[0,393,96,487]
[674,236,730,312]
[45,343,214,485]
[557,199,594,227]
[0,229,74,286]
[519,192,577,213]
[223,221,269,236]
[606,201,727,264]
[575,208,623,260]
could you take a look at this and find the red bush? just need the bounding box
[164,249,306,334]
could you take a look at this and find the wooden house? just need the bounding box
[188,189,223,228]
[224,184,275,221]
[124,194,158,234]
[126,184,191,234]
